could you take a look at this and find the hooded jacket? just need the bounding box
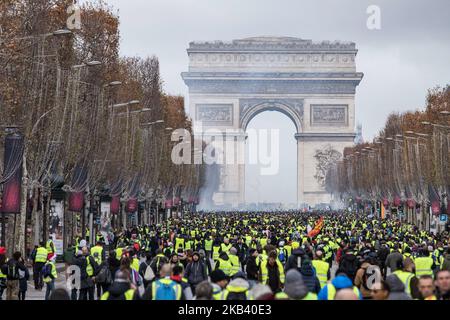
[284,269,309,300]
[386,274,412,300]
[298,261,321,294]
[103,281,136,300]
[185,253,207,285]
[284,248,305,272]
[222,278,251,300]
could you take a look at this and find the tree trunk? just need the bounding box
[13,153,28,255]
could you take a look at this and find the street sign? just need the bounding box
[440,214,448,222]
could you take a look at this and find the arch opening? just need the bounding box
[244,110,297,208]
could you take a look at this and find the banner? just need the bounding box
[49,200,64,256]
[110,196,120,215]
[68,192,84,212]
[381,203,386,219]
[126,198,138,213]
[1,133,24,214]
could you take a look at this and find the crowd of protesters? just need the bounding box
[1,210,450,300]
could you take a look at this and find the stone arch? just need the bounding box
[240,100,303,133]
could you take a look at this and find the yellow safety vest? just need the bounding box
[260,260,285,284]
[415,257,433,277]
[221,243,232,254]
[245,236,252,247]
[260,238,268,248]
[43,262,57,283]
[175,238,185,251]
[131,258,140,272]
[284,245,292,257]
[212,246,221,261]
[217,258,232,276]
[101,289,135,300]
[312,260,330,288]
[46,240,55,254]
[229,254,240,275]
[115,247,124,259]
[202,239,211,251]
[393,270,414,296]
[220,286,253,300]
[90,246,103,265]
[275,291,318,300]
[291,241,300,250]
[327,284,360,300]
[86,256,94,277]
[35,247,48,263]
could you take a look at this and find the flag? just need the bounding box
[1,133,24,214]
[381,202,386,220]
[428,184,440,215]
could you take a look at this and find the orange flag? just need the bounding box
[381,203,386,220]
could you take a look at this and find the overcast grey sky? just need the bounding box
[102,0,449,203]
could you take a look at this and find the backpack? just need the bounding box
[278,249,286,263]
[154,280,177,300]
[143,263,155,282]
[42,263,52,278]
[96,265,112,285]
[7,261,19,280]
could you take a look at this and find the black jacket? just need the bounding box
[235,243,249,263]
[284,248,305,272]
[245,256,259,281]
[299,262,321,294]
[104,282,138,300]
[185,260,207,285]
[72,255,99,289]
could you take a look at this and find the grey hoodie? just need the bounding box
[386,274,412,300]
[284,269,309,300]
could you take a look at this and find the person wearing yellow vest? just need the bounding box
[318,273,362,300]
[43,255,57,300]
[415,249,434,277]
[220,238,232,254]
[72,246,99,300]
[90,241,105,266]
[220,275,252,300]
[33,242,48,290]
[0,247,6,300]
[228,247,240,276]
[393,257,420,298]
[175,236,185,252]
[260,251,285,293]
[215,252,232,276]
[101,270,137,300]
[46,238,55,256]
[275,269,318,300]
[212,242,221,262]
[210,269,229,300]
[142,264,183,300]
[312,250,330,288]
[204,236,213,260]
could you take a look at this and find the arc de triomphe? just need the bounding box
[182,37,363,207]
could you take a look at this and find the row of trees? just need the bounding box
[0,0,206,255]
[326,86,450,226]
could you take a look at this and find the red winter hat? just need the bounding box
[0,247,6,255]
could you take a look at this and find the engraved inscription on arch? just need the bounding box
[196,104,233,126]
[311,105,348,126]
